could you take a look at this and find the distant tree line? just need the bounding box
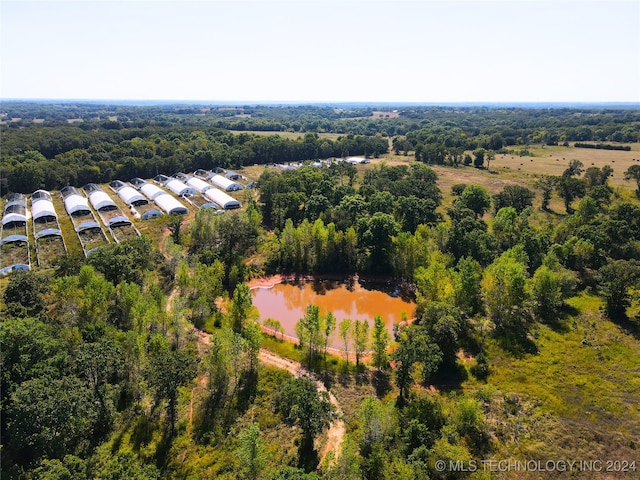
[0,127,387,194]
[3,103,640,195]
[574,142,631,151]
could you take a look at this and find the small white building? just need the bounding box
[5,193,27,208]
[62,191,91,217]
[206,173,243,192]
[117,186,148,206]
[165,178,196,197]
[185,176,213,194]
[137,181,188,215]
[87,190,117,212]
[2,204,27,227]
[31,190,52,203]
[31,191,58,223]
[153,194,188,215]
[140,183,167,201]
[203,188,241,210]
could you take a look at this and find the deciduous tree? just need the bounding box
[275,377,336,461]
[353,319,370,368]
[473,148,485,168]
[555,176,586,214]
[534,175,554,211]
[493,185,534,213]
[7,376,98,464]
[597,260,640,320]
[624,164,640,197]
[459,185,491,218]
[296,305,322,369]
[3,270,49,318]
[372,315,390,370]
[339,318,353,366]
[230,283,254,333]
[144,336,198,435]
[236,422,267,480]
[530,265,566,322]
[482,249,531,341]
[322,312,336,368]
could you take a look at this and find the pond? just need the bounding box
[250,278,415,350]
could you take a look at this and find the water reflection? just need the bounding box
[251,279,415,349]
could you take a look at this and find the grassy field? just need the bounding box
[242,130,343,141]
[466,292,640,478]
[490,143,638,186]
[324,292,640,479]
[50,194,83,257]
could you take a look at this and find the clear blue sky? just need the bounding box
[1,0,639,103]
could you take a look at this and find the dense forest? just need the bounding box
[1,103,640,479]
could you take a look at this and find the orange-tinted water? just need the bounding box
[251,279,415,349]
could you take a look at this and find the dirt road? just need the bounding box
[257,349,345,461]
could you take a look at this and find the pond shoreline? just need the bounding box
[248,273,361,290]
[248,273,416,297]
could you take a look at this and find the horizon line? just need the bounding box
[2,98,640,108]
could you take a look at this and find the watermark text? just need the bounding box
[434,459,637,474]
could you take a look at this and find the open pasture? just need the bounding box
[242,130,343,141]
[491,143,639,188]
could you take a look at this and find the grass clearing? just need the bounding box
[465,292,640,475]
[242,130,343,141]
[260,333,306,364]
[0,241,30,270]
[491,143,638,188]
[51,194,83,257]
[111,224,140,243]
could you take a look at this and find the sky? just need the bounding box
[1,0,639,103]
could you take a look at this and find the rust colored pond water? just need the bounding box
[251,278,415,349]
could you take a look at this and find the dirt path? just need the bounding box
[191,327,346,461]
[257,349,346,461]
[158,226,172,259]
[165,287,178,313]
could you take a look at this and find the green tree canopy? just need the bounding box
[144,336,198,435]
[624,164,640,197]
[275,376,336,458]
[493,185,535,213]
[459,184,491,218]
[482,248,531,343]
